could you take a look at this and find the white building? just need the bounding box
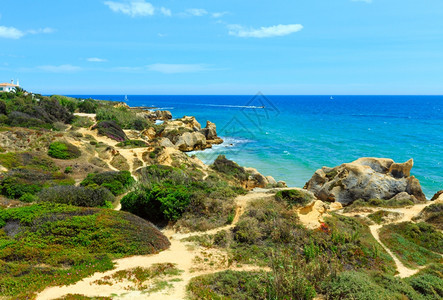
[0,80,20,93]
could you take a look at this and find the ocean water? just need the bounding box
[71,95,443,198]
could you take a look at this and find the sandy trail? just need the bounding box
[340,202,434,278]
[36,190,271,300]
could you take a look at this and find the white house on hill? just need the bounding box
[0,80,20,93]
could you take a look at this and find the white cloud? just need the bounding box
[212,12,228,18]
[228,24,303,38]
[104,0,155,17]
[87,57,107,62]
[185,8,208,17]
[27,27,55,34]
[0,26,25,39]
[160,7,171,16]
[351,0,372,3]
[38,64,82,73]
[147,63,211,74]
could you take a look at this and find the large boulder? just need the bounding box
[175,132,207,152]
[199,121,223,145]
[304,157,427,205]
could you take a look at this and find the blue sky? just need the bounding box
[1,0,443,95]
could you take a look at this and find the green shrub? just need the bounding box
[48,141,81,160]
[92,121,128,142]
[121,183,191,222]
[38,185,114,207]
[0,203,170,297]
[80,171,134,196]
[323,271,392,299]
[275,189,313,207]
[379,222,443,268]
[116,140,148,148]
[72,116,93,128]
[406,274,443,299]
[95,106,150,130]
[211,155,249,181]
[64,166,73,174]
[187,270,269,300]
[77,99,98,113]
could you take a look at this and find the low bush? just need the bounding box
[275,189,313,208]
[0,203,170,297]
[121,183,191,223]
[96,106,150,130]
[211,155,249,181]
[322,271,392,299]
[77,99,98,113]
[48,141,81,160]
[38,185,114,207]
[80,171,134,196]
[92,121,128,142]
[116,139,148,148]
[187,270,269,300]
[0,168,74,199]
[367,210,401,224]
[379,222,443,268]
[71,116,94,128]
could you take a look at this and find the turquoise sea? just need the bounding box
[71,95,443,198]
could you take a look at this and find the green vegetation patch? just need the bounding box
[275,189,313,208]
[128,165,244,231]
[416,203,443,230]
[187,270,269,300]
[94,263,182,291]
[211,155,249,181]
[0,203,170,297]
[344,197,415,212]
[367,210,402,224]
[379,222,443,268]
[116,139,148,148]
[96,106,151,130]
[48,141,81,160]
[80,171,134,196]
[92,121,128,142]
[0,168,74,200]
[0,151,58,172]
[38,185,114,207]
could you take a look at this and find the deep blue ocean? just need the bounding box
[70,95,443,198]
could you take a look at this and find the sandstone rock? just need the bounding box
[277,181,287,188]
[244,167,269,189]
[389,158,413,178]
[199,121,223,145]
[159,137,175,148]
[155,110,172,120]
[304,157,427,205]
[0,165,8,172]
[388,192,418,204]
[431,190,443,201]
[141,127,156,140]
[174,132,207,152]
[266,176,277,185]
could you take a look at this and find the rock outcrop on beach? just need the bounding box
[304,157,427,205]
[160,116,223,152]
[136,110,172,121]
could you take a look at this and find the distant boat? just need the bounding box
[330,96,334,100]
[124,95,128,101]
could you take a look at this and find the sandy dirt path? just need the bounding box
[36,190,271,300]
[340,202,434,278]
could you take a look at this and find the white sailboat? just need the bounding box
[124,95,128,101]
